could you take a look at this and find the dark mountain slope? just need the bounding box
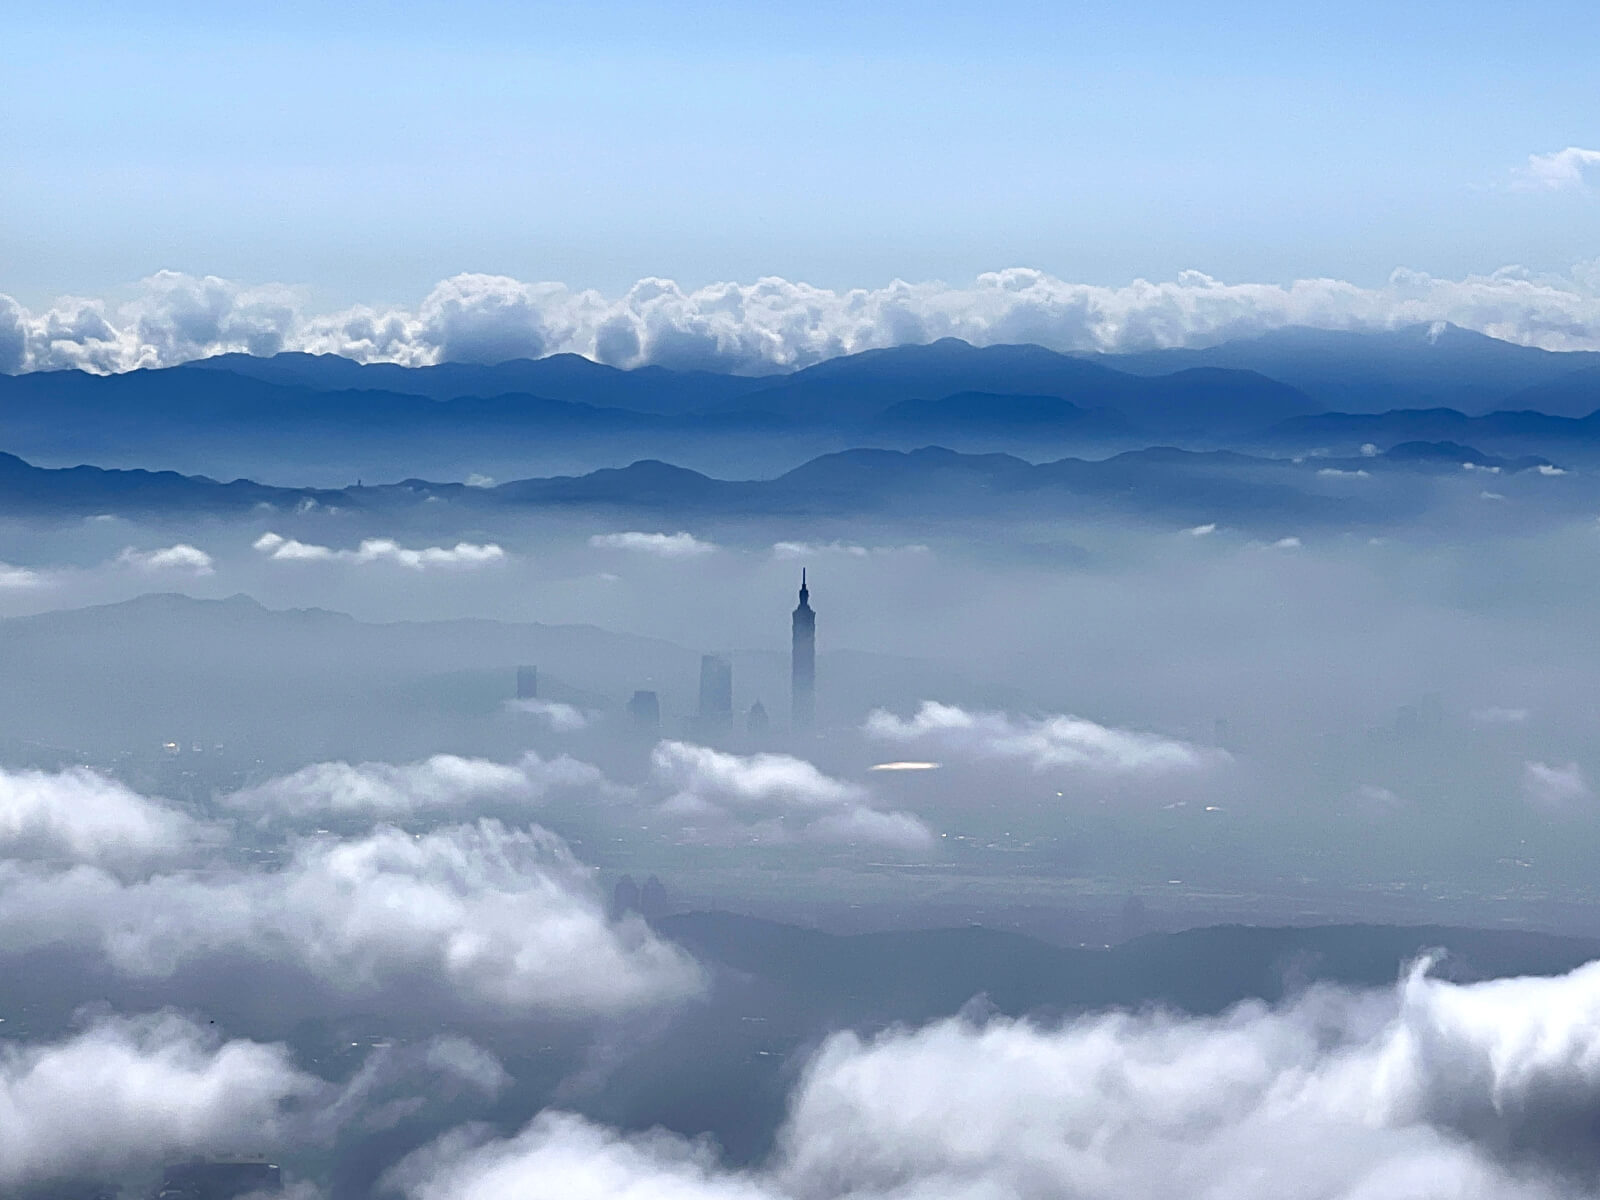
[725,338,1320,431]
[181,351,772,414]
[1092,323,1600,415]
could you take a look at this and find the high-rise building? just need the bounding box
[791,569,815,731]
[698,654,733,732]
[627,689,661,733]
[747,699,770,737]
[516,665,538,700]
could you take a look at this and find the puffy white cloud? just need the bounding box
[649,741,934,852]
[253,531,505,569]
[224,752,607,824]
[588,531,718,558]
[13,261,1600,377]
[1316,467,1369,478]
[116,542,215,575]
[1521,761,1592,813]
[1512,146,1600,193]
[0,1011,317,1193]
[865,701,1224,776]
[0,765,202,869]
[506,699,591,733]
[1184,522,1217,536]
[391,958,1600,1200]
[388,1111,770,1200]
[0,820,702,1016]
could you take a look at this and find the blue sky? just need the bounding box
[2,0,1595,309]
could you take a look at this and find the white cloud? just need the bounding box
[14,262,1600,377]
[464,473,496,488]
[1270,536,1303,549]
[1316,467,1369,478]
[1521,761,1592,813]
[0,1012,317,1194]
[649,741,934,852]
[771,541,929,559]
[1537,463,1568,476]
[224,752,606,824]
[0,765,203,869]
[0,562,48,589]
[1512,146,1600,193]
[1184,522,1217,537]
[588,531,717,558]
[253,531,504,569]
[865,701,1224,775]
[1470,706,1530,725]
[391,958,1600,1200]
[0,820,703,1016]
[116,542,215,575]
[506,698,591,733]
[1349,783,1403,809]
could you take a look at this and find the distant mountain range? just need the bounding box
[1088,323,1600,416]
[5,327,1599,479]
[0,437,1561,530]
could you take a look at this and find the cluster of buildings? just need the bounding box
[520,571,818,738]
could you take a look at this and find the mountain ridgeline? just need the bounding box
[1,325,1598,491]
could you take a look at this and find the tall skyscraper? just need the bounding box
[627,689,660,733]
[791,569,815,731]
[698,653,733,733]
[516,665,538,700]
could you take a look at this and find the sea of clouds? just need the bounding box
[6,262,1600,376]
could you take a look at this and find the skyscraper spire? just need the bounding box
[791,569,815,732]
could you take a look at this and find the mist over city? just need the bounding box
[6,2,1600,1198]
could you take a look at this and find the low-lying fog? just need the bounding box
[7,480,1600,1197]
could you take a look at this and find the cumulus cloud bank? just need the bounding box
[0,819,702,1016]
[0,1011,316,1193]
[11,262,1600,377]
[588,531,718,558]
[650,741,934,852]
[391,958,1600,1200]
[115,543,215,575]
[253,531,505,569]
[224,752,607,824]
[865,701,1224,775]
[0,765,202,869]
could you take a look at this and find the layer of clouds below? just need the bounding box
[2,1011,514,1194]
[0,1011,316,1193]
[391,958,1600,1200]
[865,701,1225,775]
[254,532,505,569]
[9,263,1600,376]
[588,532,718,558]
[650,741,934,852]
[0,819,702,1016]
[0,765,205,870]
[224,751,609,824]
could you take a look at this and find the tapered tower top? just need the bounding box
[797,568,811,609]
